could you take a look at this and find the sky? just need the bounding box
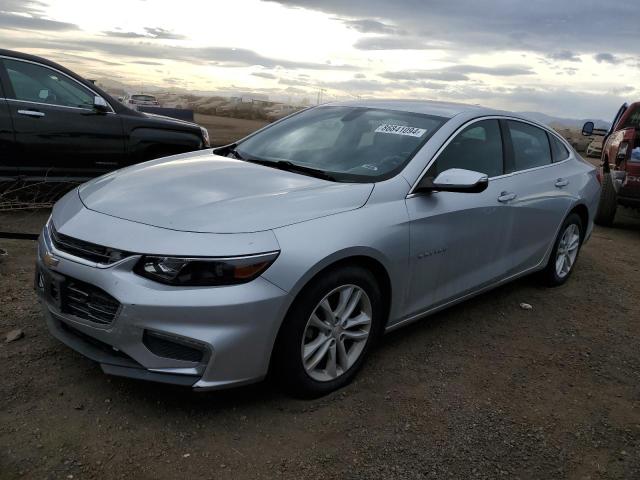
[0,0,638,119]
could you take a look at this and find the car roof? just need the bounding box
[324,99,504,119]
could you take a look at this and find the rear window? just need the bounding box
[506,120,552,172]
[622,107,640,129]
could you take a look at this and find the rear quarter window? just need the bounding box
[549,134,570,162]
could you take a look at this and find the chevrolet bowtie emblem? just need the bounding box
[43,252,60,268]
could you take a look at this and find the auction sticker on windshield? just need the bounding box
[375,124,427,137]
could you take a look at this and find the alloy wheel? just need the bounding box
[555,223,580,278]
[301,284,372,382]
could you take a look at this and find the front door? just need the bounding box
[0,84,17,177]
[405,119,512,316]
[0,57,125,178]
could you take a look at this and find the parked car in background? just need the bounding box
[0,49,210,180]
[586,138,603,158]
[121,93,160,109]
[37,100,600,397]
[583,101,640,225]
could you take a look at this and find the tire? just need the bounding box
[272,265,384,398]
[542,213,584,287]
[594,172,617,226]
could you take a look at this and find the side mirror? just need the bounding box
[93,95,110,113]
[117,97,124,102]
[416,168,489,194]
[582,121,594,136]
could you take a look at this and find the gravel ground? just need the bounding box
[1,208,639,480]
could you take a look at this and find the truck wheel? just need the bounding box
[594,172,617,227]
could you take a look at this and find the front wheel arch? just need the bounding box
[267,255,392,372]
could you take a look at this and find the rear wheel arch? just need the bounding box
[569,204,589,237]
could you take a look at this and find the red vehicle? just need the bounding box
[583,102,640,225]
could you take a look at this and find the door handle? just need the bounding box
[555,178,569,188]
[497,192,517,203]
[17,109,45,118]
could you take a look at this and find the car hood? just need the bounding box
[78,152,373,233]
[140,112,199,129]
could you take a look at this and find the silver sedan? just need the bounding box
[36,100,601,397]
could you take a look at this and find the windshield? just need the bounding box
[234,106,447,182]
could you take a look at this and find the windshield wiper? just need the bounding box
[227,145,245,160]
[245,158,338,181]
[214,143,246,160]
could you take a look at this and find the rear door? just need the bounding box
[405,119,513,315]
[0,56,125,178]
[499,120,574,275]
[0,67,17,177]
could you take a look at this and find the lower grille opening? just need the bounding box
[58,318,133,362]
[143,331,205,363]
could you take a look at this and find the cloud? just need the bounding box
[0,36,356,71]
[101,27,186,40]
[547,50,581,62]
[0,0,78,31]
[354,36,437,50]
[130,60,165,66]
[382,64,534,82]
[0,12,78,31]
[102,30,149,38]
[268,0,640,56]
[341,19,403,35]
[252,71,278,79]
[594,52,622,64]
[144,27,186,40]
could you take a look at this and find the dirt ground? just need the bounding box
[1,202,639,480]
[194,113,269,146]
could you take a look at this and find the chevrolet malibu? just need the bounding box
[36,100,601,397]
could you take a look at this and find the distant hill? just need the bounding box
[518,111,610,130]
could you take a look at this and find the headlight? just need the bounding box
[200,126,210,148]
[133,252,279,286]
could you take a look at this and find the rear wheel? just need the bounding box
[594,172,618,226]
[272,265,383,398]
[542,213,583,286]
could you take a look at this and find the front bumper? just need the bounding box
[36,227,290,391]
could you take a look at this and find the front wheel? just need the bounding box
[272,265,384,398]
[542,213,584,286]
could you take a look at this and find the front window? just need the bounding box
[4,59,95,110]
[426,119,503,178]
[233,106,447,182]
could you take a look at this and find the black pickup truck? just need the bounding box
[0,49,210,180]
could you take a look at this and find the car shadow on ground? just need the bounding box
[93,273,542,411]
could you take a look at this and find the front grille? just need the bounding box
[143,331,205,363]
[61,277,121,325]
[50,224,133,264]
